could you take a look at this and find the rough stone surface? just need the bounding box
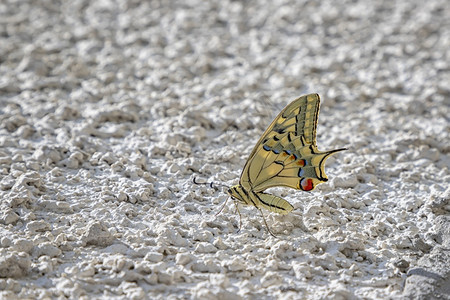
[402,216,450,299]
[0,252,31,278]
[0,0,448,298]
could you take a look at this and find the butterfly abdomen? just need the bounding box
[228,185,294,215]
[253,192,294,215]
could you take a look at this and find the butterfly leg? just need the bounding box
[257,207,277,238]
[234,200,243,233]
[215,196,230,216]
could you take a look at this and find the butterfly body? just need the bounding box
[226,94,345,217]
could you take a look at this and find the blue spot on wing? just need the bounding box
[263,145,271,151]
[272,149,280,154]
[298,168,304,177]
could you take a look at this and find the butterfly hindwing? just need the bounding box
[242,132,342,193]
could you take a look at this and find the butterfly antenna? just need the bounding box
[257,207,277,238]
[193,177,230,191]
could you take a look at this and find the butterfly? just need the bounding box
[195,94,346,236]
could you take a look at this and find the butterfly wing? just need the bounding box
[240,94,345,193]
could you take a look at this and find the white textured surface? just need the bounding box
[1,0,449,299]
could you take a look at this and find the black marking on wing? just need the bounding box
[312,101,319,145]
[287,133,292,142]
[317,148,347,180]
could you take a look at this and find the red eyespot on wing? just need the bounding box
[296,159,305,167]
[300,178,314,191]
